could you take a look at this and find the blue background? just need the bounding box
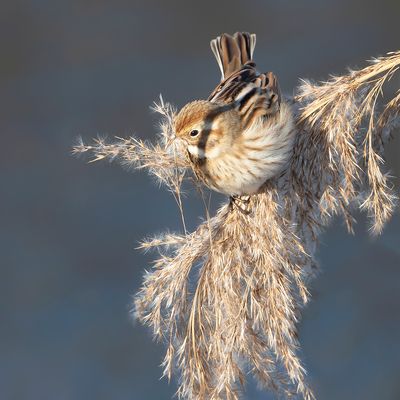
[1,1,400,399]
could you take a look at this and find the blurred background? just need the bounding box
[1,0,400,399]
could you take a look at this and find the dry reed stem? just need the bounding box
[74,51,400,399]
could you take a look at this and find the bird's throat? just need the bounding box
[187,145,206,159]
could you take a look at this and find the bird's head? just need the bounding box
[174,100,241,159]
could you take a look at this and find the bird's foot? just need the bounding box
[230,195,252,214]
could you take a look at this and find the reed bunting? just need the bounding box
[174,32,295,200]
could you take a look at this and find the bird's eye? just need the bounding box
[190,129,199,137]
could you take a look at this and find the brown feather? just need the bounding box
[210,32,255,79]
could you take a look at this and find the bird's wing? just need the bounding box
[208,62,281,130]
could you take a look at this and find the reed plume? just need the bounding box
[74,51,400,399]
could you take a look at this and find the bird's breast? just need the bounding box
[189,102,296,196]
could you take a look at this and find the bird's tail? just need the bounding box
[210,32,256,81]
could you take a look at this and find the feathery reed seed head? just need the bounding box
[74,50,400,400]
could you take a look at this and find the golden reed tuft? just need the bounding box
[74,51,400,399]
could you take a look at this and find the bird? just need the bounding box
[174,32,295,204]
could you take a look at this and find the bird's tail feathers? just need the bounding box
[210,32,256,80]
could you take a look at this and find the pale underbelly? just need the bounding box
[203,156,276,196]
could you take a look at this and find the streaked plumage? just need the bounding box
[174,32,295,197]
